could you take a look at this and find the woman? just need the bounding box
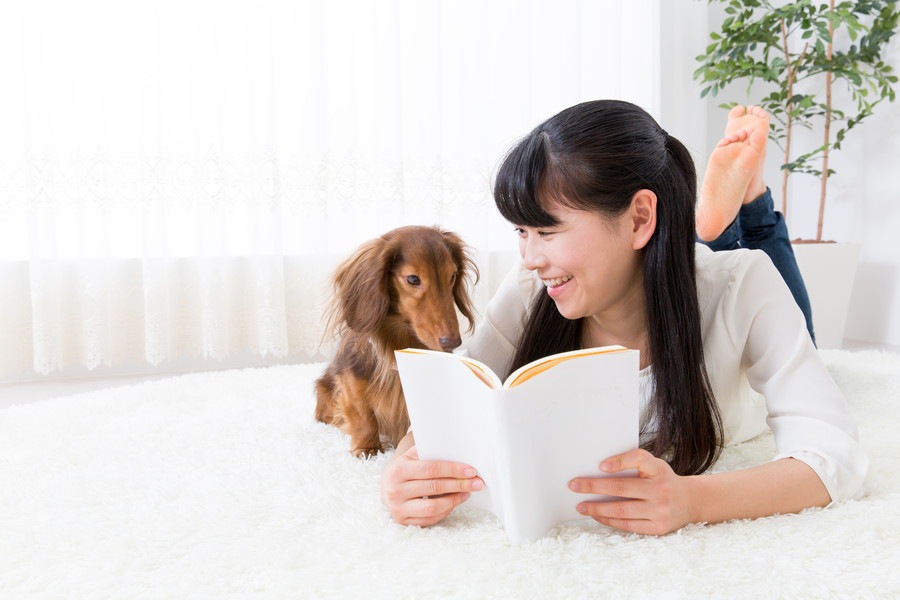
[380,100,867,535]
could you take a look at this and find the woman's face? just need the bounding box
[515,200,644,322]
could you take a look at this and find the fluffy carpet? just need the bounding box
[2,350,899,599]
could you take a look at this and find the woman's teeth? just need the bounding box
[542,275,572,288]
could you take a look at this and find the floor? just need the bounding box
[1,339,898,410]
[0,354,307,410]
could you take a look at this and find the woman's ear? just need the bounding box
[629,189,657,250]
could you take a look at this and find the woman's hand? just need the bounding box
[568,448,697,535]
[380,443,483,527]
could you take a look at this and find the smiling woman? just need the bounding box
[0,0,662,380]
[514,204,645,328]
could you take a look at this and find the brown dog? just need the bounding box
[315,225,479,457]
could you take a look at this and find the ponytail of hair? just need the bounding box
[642,133,722,475]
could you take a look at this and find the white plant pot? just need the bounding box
[791,242,862,350]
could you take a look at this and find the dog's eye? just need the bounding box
[450,272,457,285]
[406,275,421,286]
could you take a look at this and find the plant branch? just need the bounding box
[818,0,835,242]
[694,0,898,239]
[780,17,808,217]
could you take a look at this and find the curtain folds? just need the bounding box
[0,0,661,381]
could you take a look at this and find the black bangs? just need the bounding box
[492,130,561,228]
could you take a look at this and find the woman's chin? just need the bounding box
[549,299,582,321]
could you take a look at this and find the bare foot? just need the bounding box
[696,106,770,242]
[723,105,769,204]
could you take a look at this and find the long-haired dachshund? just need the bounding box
[315,225,479,457]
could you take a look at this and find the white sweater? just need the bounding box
[463,244,868,502]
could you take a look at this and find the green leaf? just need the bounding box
[696,0,899,202]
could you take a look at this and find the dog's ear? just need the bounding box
[331,237,393,335]
[442,230,479,333]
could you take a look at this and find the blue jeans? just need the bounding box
[701,188,816,345]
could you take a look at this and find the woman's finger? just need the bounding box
[396,448,478,482]
[398,492,471,525]
[591,515,669,536]
[577,498,651,522]
[599,448,663,477]
[399,475,484,500]
[568,475,649,499]
[568,448,662,499]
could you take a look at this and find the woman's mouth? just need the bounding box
[542,275,573,298]
[542,275,572,288]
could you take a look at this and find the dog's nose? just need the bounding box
[439,336,462,351]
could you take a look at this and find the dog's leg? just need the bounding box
[337,375,383,458]
[379,377,411,450]
[314,375,338,424]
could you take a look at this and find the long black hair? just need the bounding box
[493,99,722,476]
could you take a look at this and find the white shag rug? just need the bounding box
[2,350,900,599]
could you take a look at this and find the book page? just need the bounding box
[493,349,639,542]
[394,350,505,520]
[397,348,502,389]
[502,345,628,389]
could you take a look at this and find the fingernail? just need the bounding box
[471,479,483,491]
[463,468,477,477]
[460,493,471,501]
[600,461,614,473]
[569,480,581,492]
[577,503,587,514]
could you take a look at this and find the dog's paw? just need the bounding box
[351,446,383,459]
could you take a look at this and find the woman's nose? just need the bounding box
[521,238,547,271]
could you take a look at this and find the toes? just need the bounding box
[717,131,748,147]
[728,104,747,120]
[747,127,768,153]
[748,105,770,121]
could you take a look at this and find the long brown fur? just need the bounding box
[315,225,479,457]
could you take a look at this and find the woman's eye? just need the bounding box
[406,275,421,286]
[514,226,554,238]
[450,272,457,285]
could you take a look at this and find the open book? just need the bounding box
[395,345,639,542]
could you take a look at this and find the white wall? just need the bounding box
[662,0,900,347]
[659,1,710,172]
[841,40,900,346]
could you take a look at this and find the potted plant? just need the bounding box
[694,0,898,348]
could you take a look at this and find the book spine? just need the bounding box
[491,389,520,539]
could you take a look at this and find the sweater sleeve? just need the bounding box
[725,250,869,502]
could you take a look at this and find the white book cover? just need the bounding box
[395,346,640,542]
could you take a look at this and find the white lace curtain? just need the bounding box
[0,0,661,381]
